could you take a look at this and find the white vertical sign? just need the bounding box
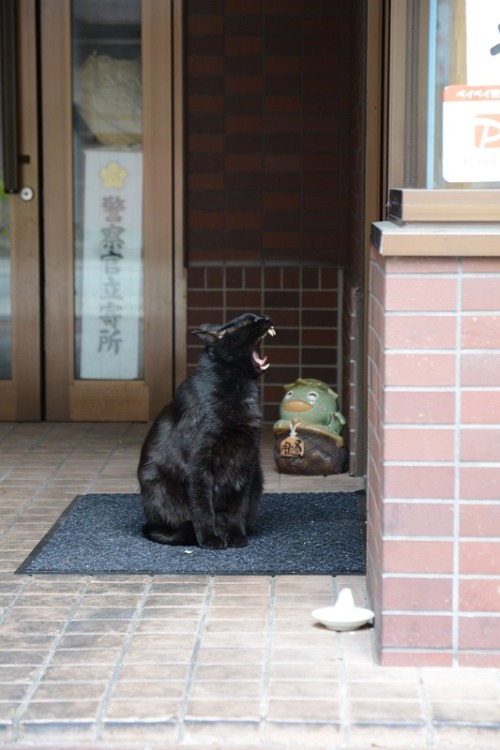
[80,149,143,380]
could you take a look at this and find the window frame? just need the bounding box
[386,0,500,223]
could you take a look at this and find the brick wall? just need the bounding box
[185,0,363,437]
[367,248,500,667]
[187,265,340,424]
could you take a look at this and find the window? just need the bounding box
[390,0,500,191]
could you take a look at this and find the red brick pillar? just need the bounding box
[367,243,500,667]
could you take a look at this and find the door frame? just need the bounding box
[348,0,384,477]
[41,0,185,421]
[0,0,41,420]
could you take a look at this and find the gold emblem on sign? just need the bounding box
[100,162,128,189]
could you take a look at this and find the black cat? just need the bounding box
[138,312,276,549]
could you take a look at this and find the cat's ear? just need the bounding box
[192,323,226,345]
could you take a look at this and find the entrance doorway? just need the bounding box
[0,0,184,421]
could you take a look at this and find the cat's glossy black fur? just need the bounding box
[138,313,275,549]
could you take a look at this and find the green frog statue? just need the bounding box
[273,378,347,475]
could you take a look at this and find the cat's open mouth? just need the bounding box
[252,326,276,372]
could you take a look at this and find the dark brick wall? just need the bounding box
[185,0,365,442]
[187,265,340,422]
[186,0,359,266]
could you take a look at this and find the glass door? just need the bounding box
[71,3,145,384]
[0,0,41,421]
[41,0,184,421]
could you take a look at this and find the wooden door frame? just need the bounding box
[41,0,185,421]
[349,0,384,476]
[0,0,41,420]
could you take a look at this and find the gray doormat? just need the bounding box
[16,492,366,576]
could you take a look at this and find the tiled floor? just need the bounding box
[0,422,499,749]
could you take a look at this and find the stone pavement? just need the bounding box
[0,423,498,748]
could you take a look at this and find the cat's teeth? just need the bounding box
[267,327,276,337]
[261,362,270,370]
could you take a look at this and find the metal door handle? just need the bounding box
[1,0,19,193]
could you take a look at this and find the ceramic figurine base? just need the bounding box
[273,427,347,476]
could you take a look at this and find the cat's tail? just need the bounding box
[142,521,198,546]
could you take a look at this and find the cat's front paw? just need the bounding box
[199,533,227,550]
[227,531,248,548]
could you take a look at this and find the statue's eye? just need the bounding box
[308,392,318,402]
[285,391,294,399]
